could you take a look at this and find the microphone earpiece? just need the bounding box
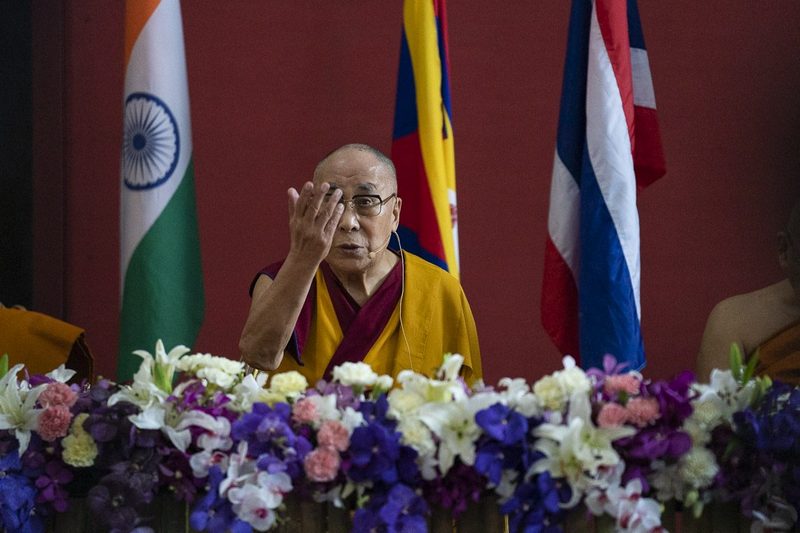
[367,233,393,259]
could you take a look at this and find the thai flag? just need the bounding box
[391,0,459,278]
[541,0,666,371]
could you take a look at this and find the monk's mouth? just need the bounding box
[337,244,363,251]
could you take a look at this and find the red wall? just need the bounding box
[32,1,800,384]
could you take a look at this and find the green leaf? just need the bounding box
[742,348,760,383]
[153,362,172,394]
[0,353,7,379]
[729,343,744,381]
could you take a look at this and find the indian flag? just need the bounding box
[119,0,203,381]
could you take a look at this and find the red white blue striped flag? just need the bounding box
[391,0,459,277]
[541,0,666,370]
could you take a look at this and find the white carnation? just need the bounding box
[269,371,308,397]
[678,447,718,489]
[533,375,566,411]
[332,362,378,388]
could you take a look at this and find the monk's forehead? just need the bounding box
[314,149,393,190]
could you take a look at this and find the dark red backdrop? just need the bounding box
[31,1,800,384]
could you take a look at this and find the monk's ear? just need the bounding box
[391,196,402,231]
[778,231,790,270]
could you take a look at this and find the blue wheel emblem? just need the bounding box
[122,92,180,190]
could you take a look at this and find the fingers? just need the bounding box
[287,187,300,217]
[323,201,345,237]
[303,182,329,220]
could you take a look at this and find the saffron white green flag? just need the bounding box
[119,0,203,380]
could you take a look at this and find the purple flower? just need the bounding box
[189,466,252,533]
[612,371,696,491]
[476,403,528,445]
[378,484,428,532]
[719,382,800,520]
[86,471,156,532]
[157,448,203,503]
[347,423,402,484]
[423,461,485,518]
[312,380,360,411]
[230,402,310,479]
[34,460,73,512]
[500,471,567,533]
[0,450,42,533]
[474,404,543,497]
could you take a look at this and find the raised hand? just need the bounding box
[286,181,344,266]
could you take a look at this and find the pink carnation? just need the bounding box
[626,397,660,427]
[597,402,628,427]
[303,446,340,482]
[604,374,642,396]
[38,405,73,441]
[38,382,78,408]
[318,420,349,452]
[292,398,317,424]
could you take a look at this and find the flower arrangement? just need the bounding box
[0,343,794,533]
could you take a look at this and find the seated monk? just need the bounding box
[697,201,800,384]
[239,143,481,384]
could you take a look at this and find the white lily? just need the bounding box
[533,392,634,507]
[419,400,482,474]
[230,372,269,411]
[46,364,76,384]
[109,341,187,409]
[0,364,45,454]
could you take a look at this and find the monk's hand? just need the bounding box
[286,181,344,266]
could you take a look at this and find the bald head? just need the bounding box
[313,144,397,191]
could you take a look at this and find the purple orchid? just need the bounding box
[34,460,73,512]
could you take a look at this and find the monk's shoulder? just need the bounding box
[706,284,786,349]
[403,252,464,296]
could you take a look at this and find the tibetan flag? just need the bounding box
[391,0,459,277]
[541,0,666,371]
[118,0,204,380]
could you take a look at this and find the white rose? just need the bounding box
[533,375,566,411]
[332,362,378,388]
[269,371,308,397]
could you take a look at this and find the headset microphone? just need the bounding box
[366,233,393,259]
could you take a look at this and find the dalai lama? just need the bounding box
[697,200,800,384]
[239,143,482,384]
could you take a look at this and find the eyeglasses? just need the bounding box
[326,193,397,217]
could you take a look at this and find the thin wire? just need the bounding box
[394,231,414,373]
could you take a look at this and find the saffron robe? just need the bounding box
[251,251,482,384]
[0,307,94,381]
[754,319,800,386]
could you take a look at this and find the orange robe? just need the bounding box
[256,252,481,385]
[754,319,800,386]
[0,307,93,380]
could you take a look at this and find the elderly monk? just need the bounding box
[697,201,800,384]
[239,144,481,384]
